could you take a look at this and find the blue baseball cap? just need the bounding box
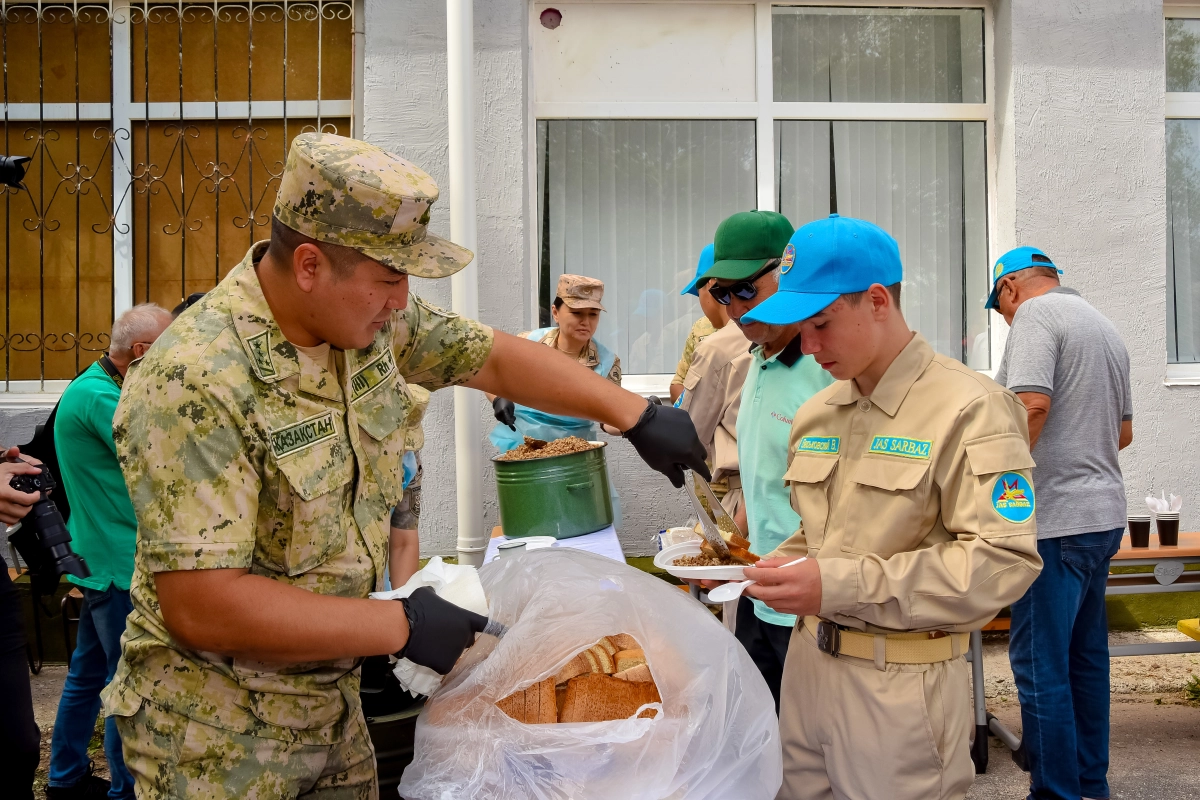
[740,214,902,325]
[681,243,716,296]
[985,247,1062,310]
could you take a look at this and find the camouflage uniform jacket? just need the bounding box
[103,242,493,745]
[671,316,717,386]
[522,328,622,385]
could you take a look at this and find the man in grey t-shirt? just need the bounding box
[988,246,1133,800]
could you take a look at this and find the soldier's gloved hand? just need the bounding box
[492,397,517,430]
[395,586,488,675]
[622,399,711,489]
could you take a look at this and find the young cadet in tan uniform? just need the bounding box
[678,318,750,516]
[670,244,729,404]
[736,214,1043,800]
[675,243,751,516]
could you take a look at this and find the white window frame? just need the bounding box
[527,0,1000,395]
[1,0,365,406]
[1165,4,1200,384]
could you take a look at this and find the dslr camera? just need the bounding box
[7,464,90,594]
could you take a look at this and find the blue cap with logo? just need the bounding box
[740,214,902,325]
[680,243,716,297]
[984,246,1062,310]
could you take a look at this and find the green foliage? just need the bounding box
[1185,674,1200,706]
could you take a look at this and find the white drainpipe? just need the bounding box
[447,0,486,567]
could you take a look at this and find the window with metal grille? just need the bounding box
[1,1,354,391]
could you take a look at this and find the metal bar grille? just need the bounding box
[1,0,352,387]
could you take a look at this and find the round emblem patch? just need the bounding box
[780,243,796,274]
[991,472,1034,523]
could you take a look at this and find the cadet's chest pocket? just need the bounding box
[783,455,838,550]
[275,443,354,577]
[353,377,412,505]
[965,434,1037,535]
[843,456,932,557]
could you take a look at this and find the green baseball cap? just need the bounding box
[702,210,795,281]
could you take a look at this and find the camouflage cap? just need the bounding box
[556,274,605,311]
[273,132,473,278]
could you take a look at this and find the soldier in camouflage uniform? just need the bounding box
[104,133,709,799]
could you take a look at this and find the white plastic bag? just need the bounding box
[397,548,781,800]
[369,557,490,697]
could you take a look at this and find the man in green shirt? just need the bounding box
[701,211,832,712]
[48,303,172,800]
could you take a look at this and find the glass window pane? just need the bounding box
[773,7,984,103]
[777,120,989,368]
[1167,19,1200,92]
[537,120,756,375]
[1167,119,1200,362]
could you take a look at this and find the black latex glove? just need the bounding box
[622,399,711,488]
[492,397,517,430]
[395,586,489,675]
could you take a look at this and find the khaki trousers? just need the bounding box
[777,625,974,800]
[114,699,377,800]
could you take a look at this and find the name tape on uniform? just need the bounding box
[797,436,840,454]
[270,411,337,458]
[991,471,1035,523]
[867,435,932,460]
[350,348,397,402]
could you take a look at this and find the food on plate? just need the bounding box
[672,538,761,568]
[497,634,660,724]
[498,435,600,461]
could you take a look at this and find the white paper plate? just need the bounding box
[653,541,753,581]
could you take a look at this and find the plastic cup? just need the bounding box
[1156,515,1180,547]
[1127,516,1152,548]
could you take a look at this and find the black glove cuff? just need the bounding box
[393,596,420,659]
[621,400,656,440]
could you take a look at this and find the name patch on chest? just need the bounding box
[797,436,840,454]
[350,348,396,402]
[270,411,337,458]
[991,472,1035,523]
[867,435,932,460]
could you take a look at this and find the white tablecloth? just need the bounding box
[483,525,625,564]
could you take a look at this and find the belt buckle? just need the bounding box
[815,620,841,658]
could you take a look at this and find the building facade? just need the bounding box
[0,1,1191,557]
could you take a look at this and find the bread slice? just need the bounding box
[612,663,653,683]
[496,677,557,724]
[614,649,645,673]
[608,633,640,651]
[553,651,594,685]
[558,674,661,723]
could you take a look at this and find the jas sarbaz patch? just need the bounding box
[991,471,1035,523]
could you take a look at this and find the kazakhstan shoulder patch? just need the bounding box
[991,471,1035,523]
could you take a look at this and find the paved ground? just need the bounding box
[967,629,1200,799]
[27,629,1200,797]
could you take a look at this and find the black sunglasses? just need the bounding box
[707,263,776,306]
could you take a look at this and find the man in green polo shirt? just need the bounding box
[48,303,173,800]
[700,211,832,712]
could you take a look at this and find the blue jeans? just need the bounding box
[49,586,135,799]
[1009,528,1122,800]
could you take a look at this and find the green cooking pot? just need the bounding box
[492,442,614,539]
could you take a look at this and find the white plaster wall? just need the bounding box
[995,1,1185,526]
[363,0,689,556]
